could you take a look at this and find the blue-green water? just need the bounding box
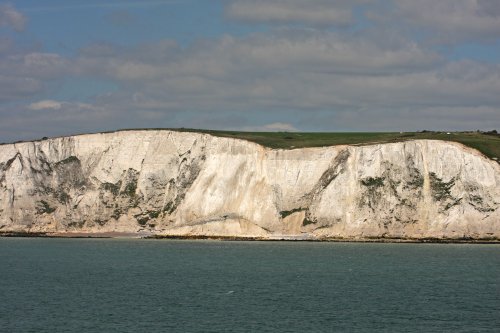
[0,239,499,332]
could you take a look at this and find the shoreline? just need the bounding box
[1,231,499,244]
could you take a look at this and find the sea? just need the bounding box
[0,238,499,332]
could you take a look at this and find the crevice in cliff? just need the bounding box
[429,172,463,213]
[132,147,208,228]
[36,200,56,214]
[465,183,497,213]
[299,149,350,208]
[159,148,206,219]
[302,214,317,226]
[280,149,350,228]
[94,168,141,223]
[52,156,88,204]
[29,149,53,175]
[305,149,350,203]
[357,160,424,225]
[27,155,90,223]
[2,153,23,173]
[279,207,306,219]
[359,176,385,212]
[163,157,203,214]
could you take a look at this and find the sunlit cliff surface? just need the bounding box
[1,131,498,239]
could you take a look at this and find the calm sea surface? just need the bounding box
[0,239,499,332]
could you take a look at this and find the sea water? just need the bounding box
[0,238,499,332]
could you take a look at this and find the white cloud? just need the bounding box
[28,100,96,111]
[225,0,369,26]
[28,100,62,110]
[245,122,298,132]
[265,122,297,131]
[0,4,26,31]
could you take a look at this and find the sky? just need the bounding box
[0,0,499,142]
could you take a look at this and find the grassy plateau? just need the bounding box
[4,129,500,161]
[170,129,500,160]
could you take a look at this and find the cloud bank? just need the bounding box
[0,1,498,142]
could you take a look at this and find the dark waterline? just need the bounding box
[1,239,499,332]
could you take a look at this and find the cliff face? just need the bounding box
[0,131,498,239]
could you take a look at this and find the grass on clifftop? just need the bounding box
[4,129,500,161]
[171,129,500,160]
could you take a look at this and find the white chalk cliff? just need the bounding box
[0,130,498,239]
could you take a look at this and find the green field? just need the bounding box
[4,129,500,161]
[169,129,500,160]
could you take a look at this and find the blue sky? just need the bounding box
[0,0,499,141]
